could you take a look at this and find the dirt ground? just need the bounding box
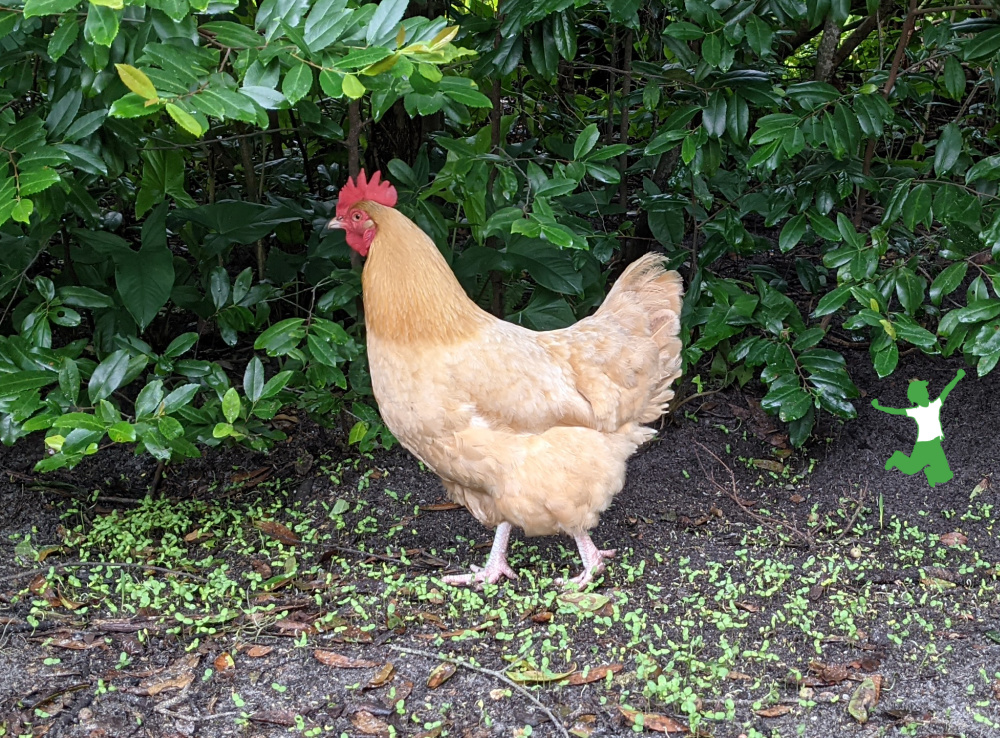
[0,347,998,738]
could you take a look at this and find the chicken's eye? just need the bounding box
[352,212,362,221]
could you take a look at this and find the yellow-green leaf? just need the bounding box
[115,63,157,100]
[430,25,459,49]
[362,52,400,76]
[89,0,124,10]
[166,103,204,136]
[12,198,33,224]
[342,73,366,99]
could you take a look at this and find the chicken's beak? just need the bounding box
[325,214,344,231]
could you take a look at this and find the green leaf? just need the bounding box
[336,47,393,71]
[166,104,204,136]
[307,333,342,368]
[162,383,200,413]
[663,22,704,41]
[348,420,368,445]
[942,56,966,100]
[115,206,175,331]
[134,379,164,419]
[260,370,293,399]
[254,318,306,355]
[163,332,198,358]
[902,183,932,231]
[23,0,79,17]
[341,73,366,99]
[107,421,136,443]
[59,358,80,405]
[573,123,600,160]
[933,123,962,176]
[366,0,407,45]
[962,27,1000,61]
[48,15,79,60]
[438,76,491,108]
[811,285,853,317]
[87,349,130,403]
[244,357,264,402]
[702,90,727,139]
[929,262,967,306]
[746,15,773,56]
[222,387,240,424]
[158,416,184,440]
[779,214,807,252]
[83,3,119,47]
[282,63,313,105]
[114,64,158,100]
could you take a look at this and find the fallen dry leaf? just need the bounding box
[142,671,194,696]
[507,663,576,684]
[313,650,378,668]
[618,706,687,733]
[557,592,609,612]
[848,675,882,724]
[367,662,395,688]
[531,611,553,623]
[735,601,760,613]
[214,652,235,672]
[427,662,457,689]
[184,529,212,543]
[50,635,103,650]
[790,494,805,504]
[273,618,316,636]
[232,467,272,488]
[755,705,792,718]
[249,709,298,726]
[246,645,273,658]
[388,679,414,704]
[808,661,849,685]
[36,545,63,562]
[570,714,597,738]
[752,458,784,473]
[940,531,968,547]
[351,710,390,737]
[413,728,442,738]
[563,664,623,685]
[727,671,752,680]
[254,520,301,545]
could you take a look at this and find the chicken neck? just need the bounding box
[441,522,517,587]
[361,203,490,343]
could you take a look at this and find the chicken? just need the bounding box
[327,171,683,587]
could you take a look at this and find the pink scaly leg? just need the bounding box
[557,532,616,589]
[441,522,518,588]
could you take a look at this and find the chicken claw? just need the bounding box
[441,522,518,588]
[557,533,616,589]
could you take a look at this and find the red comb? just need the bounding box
[336,170,398,217]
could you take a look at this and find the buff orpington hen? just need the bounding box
[327,171,683,587]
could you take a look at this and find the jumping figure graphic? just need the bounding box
[871,369,964,488]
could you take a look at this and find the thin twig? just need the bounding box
[0,561,209,585]
[388,645,570,738]
[694,441,815,549]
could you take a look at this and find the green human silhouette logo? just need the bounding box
[871,369,965,488]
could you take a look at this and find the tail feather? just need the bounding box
[599,254,684,422]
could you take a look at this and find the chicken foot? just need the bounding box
[557,533,616,589]
[441,522,518,587]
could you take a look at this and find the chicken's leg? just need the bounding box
[441,522,518,587]
[558,532,616,588]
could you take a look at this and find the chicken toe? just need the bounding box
[441,522,517,588]
[557,532,616,589]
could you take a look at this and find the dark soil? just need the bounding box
[1,348,998,738]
